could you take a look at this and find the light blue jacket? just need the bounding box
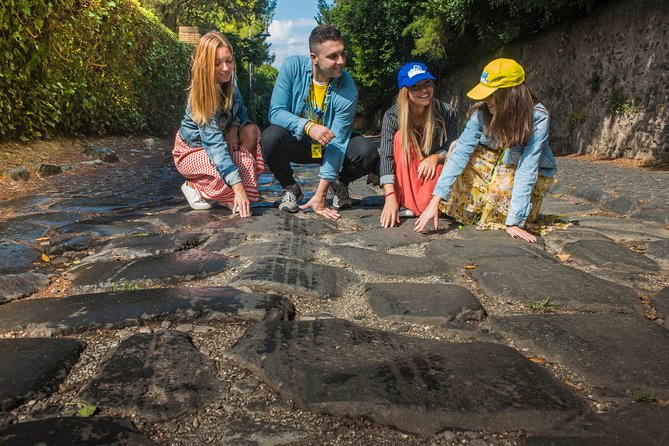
[178,85,250,186]
[433,103,558,227]
[268,55,358,182]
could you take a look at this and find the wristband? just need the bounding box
[385,191,396,198]
[305,121,315,136]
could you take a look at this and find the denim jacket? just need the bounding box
[433,103,558,227]
[268,55,358,182]
[178,85,250,186]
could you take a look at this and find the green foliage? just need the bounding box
[588,72,602,92]
[527,298,556,313]
[604,77,638,116]
[111,278,141,291]
[0,0,191,141]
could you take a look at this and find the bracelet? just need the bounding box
[385,191,396,198]
[305,121,315,136]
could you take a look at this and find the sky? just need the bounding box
[267,0,320,68]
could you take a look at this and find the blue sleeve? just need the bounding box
[199,116,241,186]
[505,111,550,226]
[432,111,483,200]
[268,58,310,139]
[319,85,357,182]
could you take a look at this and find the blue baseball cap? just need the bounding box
[397,62,435,89]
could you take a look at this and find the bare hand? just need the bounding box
[417,155,439,181]
[307,123,335,147]
[505,225,537,243]
[380,196,400,228]
[413,196,441,232]
[299,192,340,220]
[231,183,250,218]
[226,125,240,152]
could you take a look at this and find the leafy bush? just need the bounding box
[0,0,191,141]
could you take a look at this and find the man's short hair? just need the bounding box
[309,25,343,53]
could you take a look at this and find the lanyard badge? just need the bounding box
[311,143,323,159]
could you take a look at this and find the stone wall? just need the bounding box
[439,0,668,162]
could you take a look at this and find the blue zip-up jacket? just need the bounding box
[433,103,558,227]
[268,55,358,182]
[178,85,250,186]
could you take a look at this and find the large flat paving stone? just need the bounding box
[0,221,49,243]
[560,239,660,273]
[225,319,587,436]
[364,283,485,324]
[646,239,669,260]
[330,245,454,277]
[151,210,223,229]
[526,403,669,446]
[230,235,322,261]
[58,217,162,237]
[0,242,41,274]
[49,196,148,213]
[426,235,552,266]
[232,256,354,298]
[472,256,640,314]
[0,272,50,304]
[200,232,247,253]
[331,226,428,250]
[217,415,308,446]
[653,287,669,329]
[96,232,210,259]
[0,338,84,411]
[78,331,219,420]
[0,287,294,337]
[489,314,669,398]
[207,212,339,236]
[0,416,156,445]
[69,250,234,293]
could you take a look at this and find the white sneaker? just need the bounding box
[398,208,415,218]
[181,181,211,210]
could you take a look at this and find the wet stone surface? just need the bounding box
[49,196,150,214]
[95,232,210,259]
[207,211,339,236]
[0,242,41,274]
[0,272,50,305]
[78,331,220,421]
[0,287,294,337]
[0,221,49,243]
[472,256,640,313]
[526,403,669,446]
[229,234,322,261]
[329,245,455,277]
[0,416,157,446]
[364,282,485,324]
[58,217,162,237]
[69,250,235,293]
[489,314,669,398]
[560,239,660,273]
[232,256,354,298]
[225,319,587,436]
[0,338,84,411]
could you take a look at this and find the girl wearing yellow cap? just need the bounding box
[414,58,557,242]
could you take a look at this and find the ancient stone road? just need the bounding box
[1,144,668,445]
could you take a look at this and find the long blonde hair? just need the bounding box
[467,84,540,148]
[397,88,445,163]
[188,31,235,126]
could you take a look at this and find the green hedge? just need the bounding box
[0,0,191,140]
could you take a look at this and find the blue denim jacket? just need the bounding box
[178,85,250,186]
[268,55,358,182]
[433,103,558,227]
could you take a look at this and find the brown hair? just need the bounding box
[467,84,541,148]
[396,87,446,163]
[188,31,235,126]
[309,24,343,53]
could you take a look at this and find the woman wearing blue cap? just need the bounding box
[414,58,558,242]
[379,62,459,228]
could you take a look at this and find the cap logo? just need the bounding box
[407,64,426,78]
[480,71,490,84]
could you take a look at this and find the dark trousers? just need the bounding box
[260,125,379,188]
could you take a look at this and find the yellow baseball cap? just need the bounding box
[466,58,525,100]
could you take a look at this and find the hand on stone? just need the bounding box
[381,195,399,228]
[506,225,537,243]
[231,183,251,218]
[413,195,441,232]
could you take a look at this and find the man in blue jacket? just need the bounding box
[261,25,378,219]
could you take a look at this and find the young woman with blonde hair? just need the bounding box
[414,58,558,242]
[173,31,264,216]
[379,62,458,228]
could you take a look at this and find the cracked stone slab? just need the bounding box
[230,235,322,261]
[0,287,294,337]
[218,415,308,446]
[364,283,485,324]
[207,212,339,236]
[0,338,84,411]
[338,208,383,230]
[472,256,640,313]
[330,225,428,250]
[78,331,219,420]
[646,239,669,260]
[200,232,247,253]
[232,256,355,299]
[0,221,49,243]
[59,217,162,237]
[151,210,224,229]
[96,232,210,259]
[0,272,50,305]
[426,235,552,266]
[489,314,669,398]
[45,235,93,255]
[225,319,586,436]
[560,239,660,273]
[0,242,41,274]
[329,245,454,277]
[526,403,669,446]
[70,249,235,293]
[0,416,156,445]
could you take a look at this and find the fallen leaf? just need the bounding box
[665,225,669,230]
[36,237,50,242]
[564,379,586,393]
[41,254,51,262]
[656,398,669,407]
[76,405,98,417]
[529,356,548,364]
[556,253,570,262]
[463,264,478,269]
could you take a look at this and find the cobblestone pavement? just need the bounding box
[1,143,668,446]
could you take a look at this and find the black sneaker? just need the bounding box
[331,180,352,210]
[278,183,303,213]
